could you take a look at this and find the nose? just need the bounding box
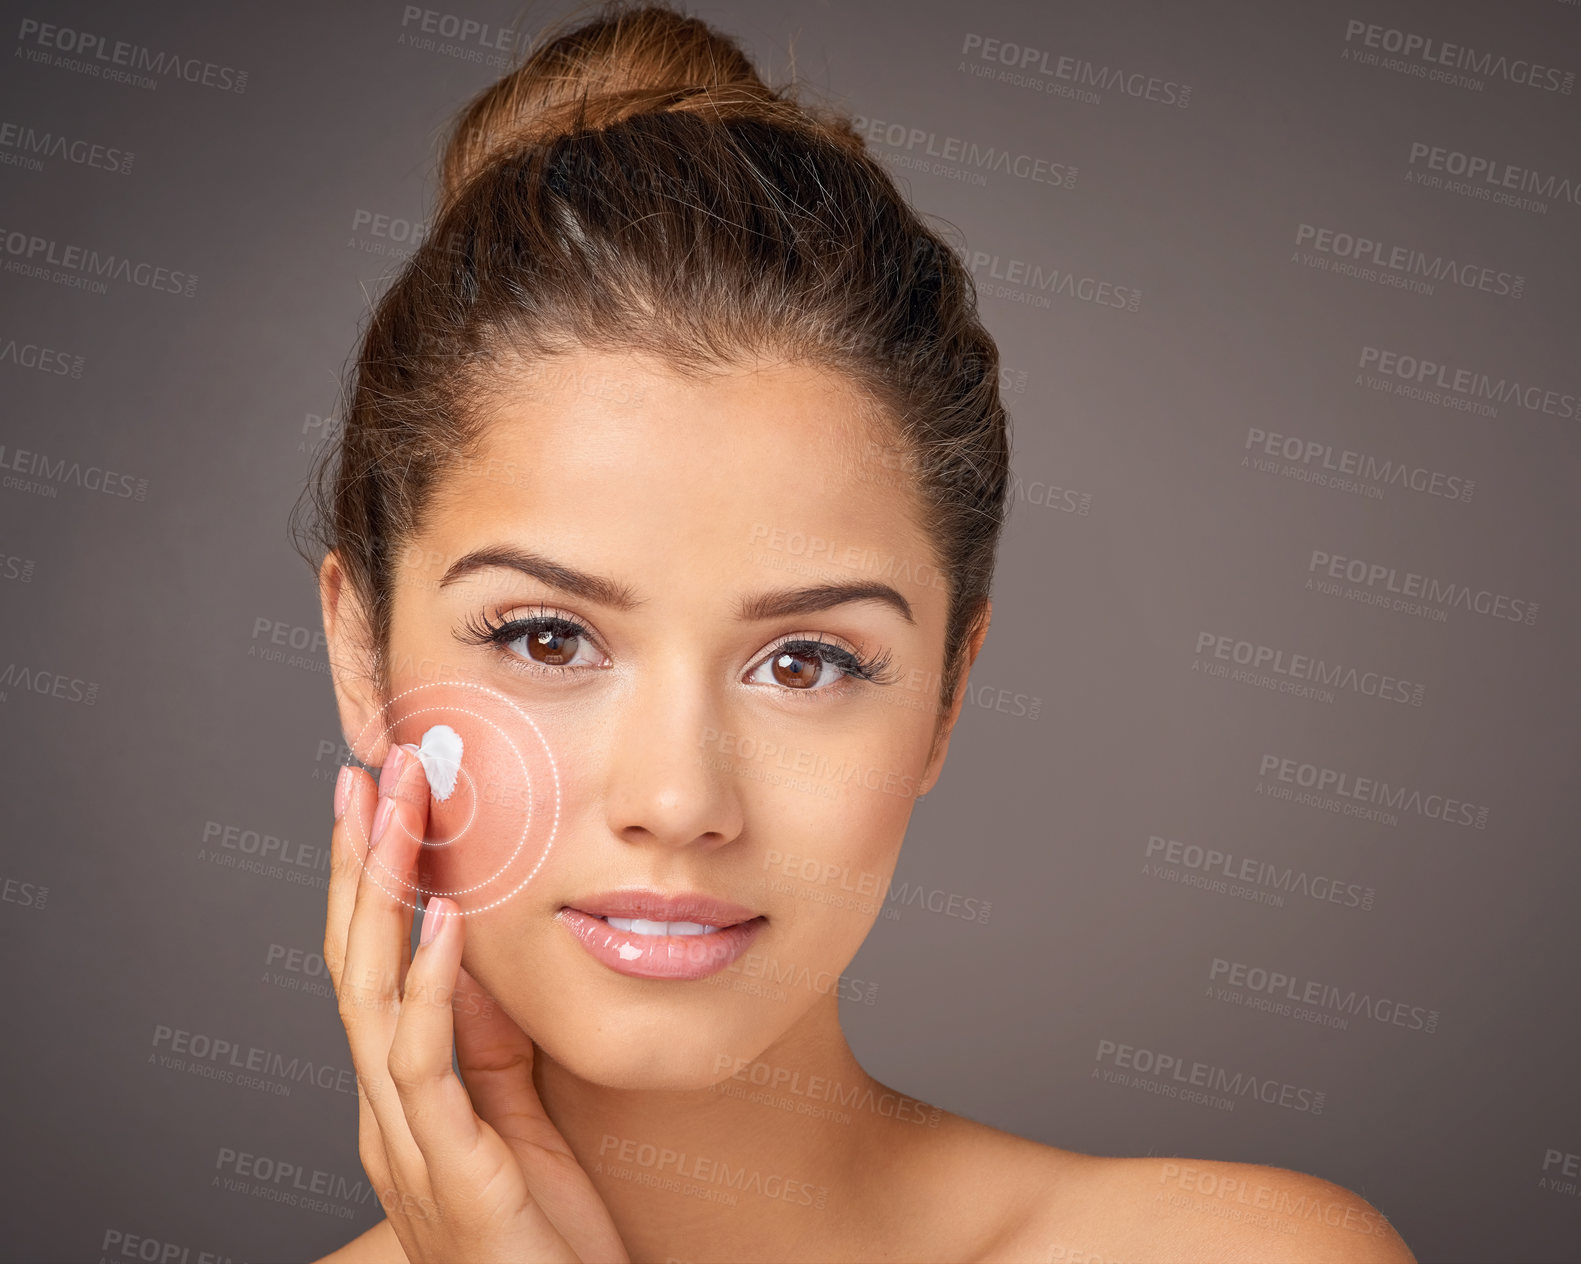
[601,663,746,852]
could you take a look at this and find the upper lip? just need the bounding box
[563,889,763,927]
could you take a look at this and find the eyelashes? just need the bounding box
[457,607,590,666]
[759,632,900,690]
[453,604,900,694]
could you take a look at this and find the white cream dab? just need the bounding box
[416,724,463,801]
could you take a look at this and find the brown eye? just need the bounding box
[769,649,824,689]
[459,610,602,675]
[527,626,579,665]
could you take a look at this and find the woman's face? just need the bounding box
[332,348,979,1090]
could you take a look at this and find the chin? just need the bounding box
[500,963,808,1092]
[549,1040,760,1093]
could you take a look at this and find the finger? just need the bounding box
[388,897,486,1169]
[326,766,416,1222]
[340,743,436,1186]
[342,742,429,1020]
[325,764,404,1208]
[450,968,613,1259]
[325,764,378,995]
[392,905,581,1261]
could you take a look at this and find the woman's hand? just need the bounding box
[324,744,631,1264]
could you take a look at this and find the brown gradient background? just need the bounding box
[1,1,1577,1260]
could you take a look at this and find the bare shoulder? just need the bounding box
[310,1217,407,1264]
[988,1148,1418,1264]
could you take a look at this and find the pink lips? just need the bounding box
[557,889,766,980]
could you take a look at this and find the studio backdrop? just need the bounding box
[1,1,1576,1261]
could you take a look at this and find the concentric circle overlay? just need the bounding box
[341,681,561,916]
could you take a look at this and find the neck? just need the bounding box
[532,995,912,1262]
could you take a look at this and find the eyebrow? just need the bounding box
[437,546,915,624]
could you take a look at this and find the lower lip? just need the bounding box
[557,908,766,980]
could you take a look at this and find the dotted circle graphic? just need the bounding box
[343,681,560,915]
[413,761,478,849]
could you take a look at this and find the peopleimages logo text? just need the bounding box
[1360,347,1579,420]
[1245,427,1473,502]
[1307,550,1537,626]
[959,33,1191,107]
[1145,835,1375,911]
[1209,958,1439,1033]
[1194,631,1425,706]
[851,115,1077,189]
[1093,1039,1325,1114]
[0,226,197,297]
[1408,142,1581,209]
[0,121,133,174]
[1343,20,1575,93]
[954,245,1141,311]
[1258,755,1490,830]
[1295,224,1523,297]
[15,18,248,92]
[0,444,146,499]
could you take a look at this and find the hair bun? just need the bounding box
[442,2,808,202]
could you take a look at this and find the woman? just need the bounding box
[299,3,1419,1259]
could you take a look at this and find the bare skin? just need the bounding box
[314,349,1418,1264]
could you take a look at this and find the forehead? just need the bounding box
[427,349,937,580]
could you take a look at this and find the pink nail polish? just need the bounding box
[370,796,394,849]
[377,745,407,799]
[333,766,354,821]
[420,896,448,945]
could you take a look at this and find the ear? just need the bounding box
[915,598,992,798]
[319,550,389,767]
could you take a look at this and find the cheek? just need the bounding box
[384,689,580,910]
[733,721,921,914]
[815,777,913,912]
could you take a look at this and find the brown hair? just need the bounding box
[295,0,1012,758]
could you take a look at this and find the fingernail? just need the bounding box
[382,743,429,804]
[333,766,354,821]
[378,745,408,799]
[370,796,394,849]
[420,896,449,945]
